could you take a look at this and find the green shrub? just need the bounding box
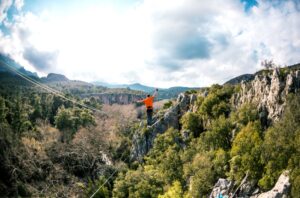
[186,153,215,197]
[200,116,233,151]
[113,168,164,198]
[163,101,173,109]
[85,176,110,198]
[185,90,197,94]
[229,122,263,182]
[158,181,183,198]
[230,103,259,126]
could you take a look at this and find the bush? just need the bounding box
[158,181,183,198]
[113,168,164,198]
[163,101,173,110]
[200,116,233,151]
[180,112,203,137]
[54,106,95,142]
[229,122,263,182]
[85,176,110,198]
[230,103,259,126]
[186,153,215,197]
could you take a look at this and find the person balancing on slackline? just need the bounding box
[137,88,158,126]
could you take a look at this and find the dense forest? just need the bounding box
[1,65,300,197]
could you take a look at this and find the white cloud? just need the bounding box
[14,0,24,11]
[0,0,300,87]
[0,0,13,23]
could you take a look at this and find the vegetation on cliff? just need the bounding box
[1,67,300,197]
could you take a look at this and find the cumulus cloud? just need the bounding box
[0,11,59,73]
[14,0,24,11]
[140,0,300,86]
[0,0,300,87]
[23,46,58,72]
[0,0,13,23]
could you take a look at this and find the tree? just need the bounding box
[0,97,7,123]
[113,168,164,198]
[229,122,263,182]
[54,106,74,142]
[80,109,96,127]
[200,115,233,151]
[186,153,215,197]
[54,106,73,131]
[10,96,29,134]
[230,103,259,126]
[158,181,183,198]
[85,176,110,198]
[180,112,203,137]
[146,128,184,184]
[260,94,300,191]
[30,94,42,122]
[261,59,276,70]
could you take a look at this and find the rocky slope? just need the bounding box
[209,171,290,198]
[131,67,300,162]
[131,93,197,161]
[130,66,300,197]
[233,68,300,122]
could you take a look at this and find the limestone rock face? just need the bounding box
[131,93,196,161]
[210,171,290,198]
[234,69,300,122]
[209,178,233,198]
[251,171,290,198]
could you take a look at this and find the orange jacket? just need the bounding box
[143,96,154,109]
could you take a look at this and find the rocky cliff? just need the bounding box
[210,171,290,198]
[233,68,300,122]
[131,67,300,162]
[131,93,197,162]
[129,66,300,196]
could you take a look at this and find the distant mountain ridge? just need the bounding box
[93,82,156,92]
[41,73,69,83]
[93,81,201,99]
[224,74,254,85]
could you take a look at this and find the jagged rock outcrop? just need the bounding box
[233,68,300,122]
[210,171,290,198]
[251,171,290,198]
[210,178,234,197]
[131,93,196,161]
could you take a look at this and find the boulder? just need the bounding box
[251,171,290,198]
[210,178,233,198]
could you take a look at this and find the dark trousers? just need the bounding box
[146,108,153,126]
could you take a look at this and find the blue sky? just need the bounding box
[0,0,300,87]
[241,0,258,11]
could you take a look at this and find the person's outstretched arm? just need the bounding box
[152,88,158,97]
[136,99,144,103]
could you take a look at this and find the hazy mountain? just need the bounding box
[93,82,155,92]
[224,74,254,85]
[41,73,70,83]
[93,81,201,99]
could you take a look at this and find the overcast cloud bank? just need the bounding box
[0,0,299,87]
